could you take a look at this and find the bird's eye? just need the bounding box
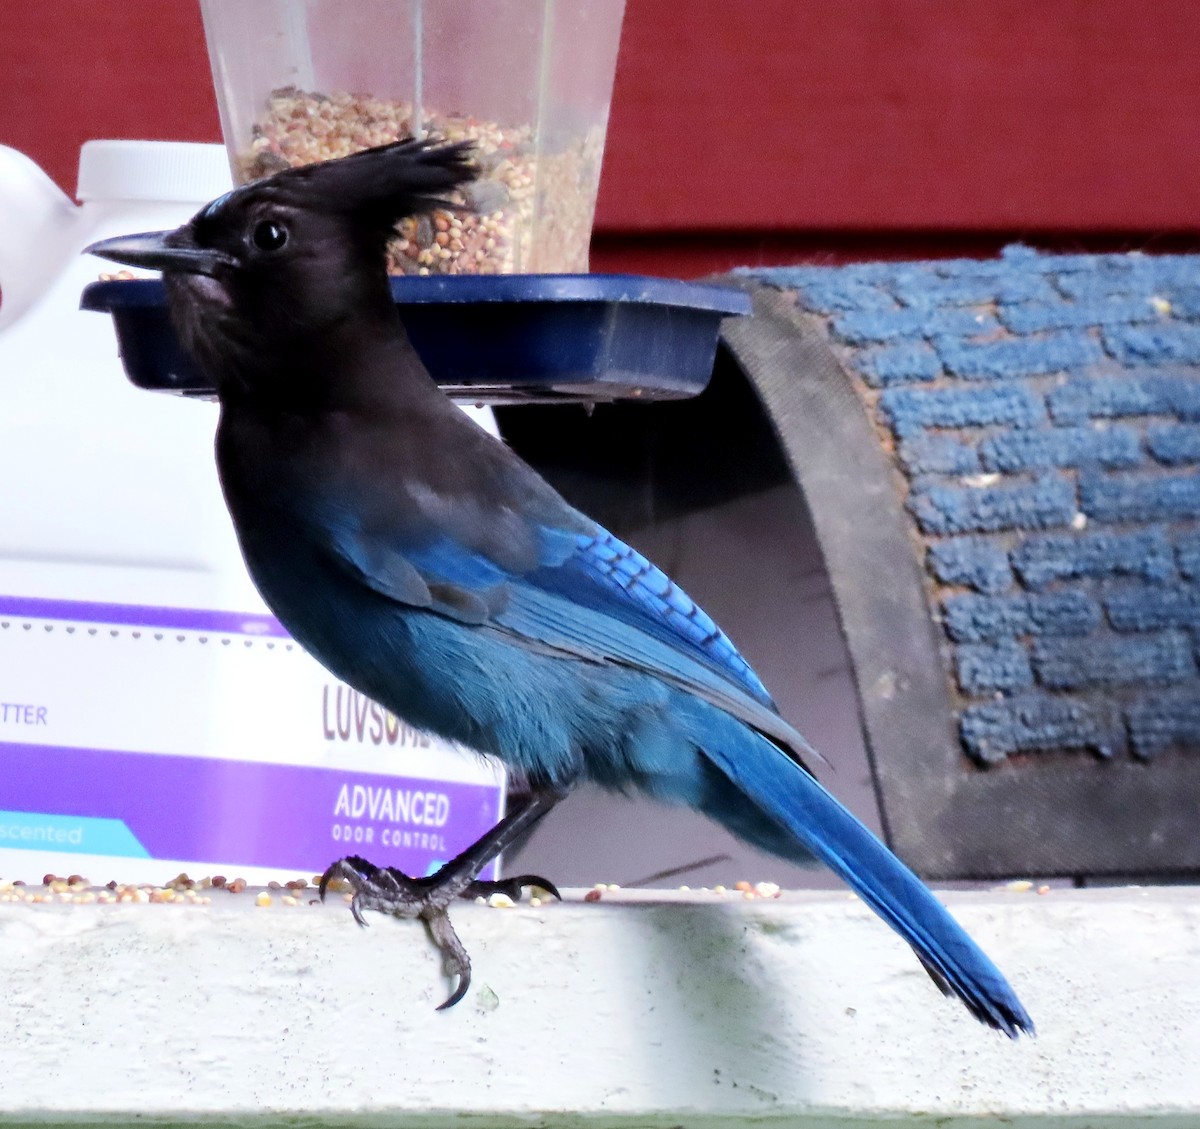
[252,220,288,252]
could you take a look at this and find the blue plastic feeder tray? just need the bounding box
[80,274,751,404]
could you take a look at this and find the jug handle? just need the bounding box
[0,146,81,332]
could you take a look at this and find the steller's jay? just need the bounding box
[87,140,1032,1035]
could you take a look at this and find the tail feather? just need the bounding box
[695,713,1034,1037]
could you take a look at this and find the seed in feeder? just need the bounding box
[755,882,781,899]
[584,889,602,902]
[228,878,247,894]
[488,893,515,909]
[256,891,272,907]
[211,875,227,888]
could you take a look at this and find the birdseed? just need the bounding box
[235,87,603,276]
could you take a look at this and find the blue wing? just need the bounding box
[530,528,775,709]
[328,508,827,766]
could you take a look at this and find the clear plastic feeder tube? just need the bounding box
[200,0,626,274]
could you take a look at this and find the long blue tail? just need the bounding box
[689,707,1034,1037]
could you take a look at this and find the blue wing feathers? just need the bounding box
[562,529,776,709]
[334,506,778,714]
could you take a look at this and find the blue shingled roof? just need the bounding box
[749,247,1200,765]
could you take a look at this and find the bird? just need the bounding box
[85,138,1033,1035]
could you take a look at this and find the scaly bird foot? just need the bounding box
[319,854,476,1009]
[318,791,563,1009]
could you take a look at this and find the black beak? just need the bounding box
[84,228,237,278]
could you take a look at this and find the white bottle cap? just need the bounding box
[77,141,234,204]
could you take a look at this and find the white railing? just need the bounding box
[1,883,1196,1125]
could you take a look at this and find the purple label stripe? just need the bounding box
[0,594,289,638]
[0,741,502,879]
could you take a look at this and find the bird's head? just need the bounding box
[85,139,477,398]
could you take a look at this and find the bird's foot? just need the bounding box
[318,790,563,1009]
[319,857,560,1009]
[320,854,477,1009]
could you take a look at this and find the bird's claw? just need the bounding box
[318,793,562,1010]
[319,855,552,1010]
[462,873,561,902]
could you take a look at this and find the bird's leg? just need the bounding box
[320,790,561,1008]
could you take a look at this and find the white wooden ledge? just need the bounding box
[1,883,1198,1127]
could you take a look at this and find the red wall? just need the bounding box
[3,0,1199,276]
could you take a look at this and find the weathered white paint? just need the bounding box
[0,885,1197,1127]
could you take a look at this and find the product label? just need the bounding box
[0,594,504,879]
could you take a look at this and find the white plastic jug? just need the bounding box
[0,141,503,886]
